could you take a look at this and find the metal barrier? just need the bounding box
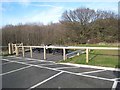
[66,50,85,58]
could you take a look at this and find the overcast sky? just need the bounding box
[0,0,119,27]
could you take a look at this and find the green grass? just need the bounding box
[66,43,119,47]
[77,43,119,47]
[60,49,120,68]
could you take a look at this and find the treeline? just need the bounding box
[2,23,66,46]
[2,8,119,46]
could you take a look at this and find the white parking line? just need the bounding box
[15,56,55,63]
[4,57,36,62]
[4,58,56,65]
[79,74,113,82]
[40,64,56,66]
[2,59,15,62]
[60,63,120,71]
[112,81,118,89]
[19,60,40,63]
[111,78,120,81]
[5,56,57,64]
[29,71,63,89]
[54,66,79,69]
[0,65,32,76]
[79,69,106,74]
[2,59,59,72]
[2,58,115,82]
[1,61,13,65]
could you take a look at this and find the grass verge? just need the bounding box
[59,49,120,68]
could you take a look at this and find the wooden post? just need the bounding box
[86,48,89,63]
[22,46,25,57]
[15,44,18,56]
[77,52,80,56]
[8,43,11,54]
[20,43,23,46]
[30,47,33,58]
[11,43,14,54]
[63,48,66,60]
[89,49,91,52]
[44,46,46,60]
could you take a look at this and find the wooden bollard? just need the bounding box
[63,48,66,60]
[21,43,23,46]
[8,43,11,54]
[11,43,14,54]
[15,44,18,56]
[44,46,46,60]
[30,47,33,58]
[86,48,89,63]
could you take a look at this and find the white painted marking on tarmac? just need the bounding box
[39,64,56,66]
[0,65,32,76]
[112,81,118,89]
[79,74,113,82]
[2,59,15,62]
[3,57,56,65]
[16,56,55,63]
[2,59,59,72]
[29,71,63,89]
[2,58,115,82]
[0,61,13,65]
[25,60,40,62]
[80,69,106,74]
[60,63,120,71]
[111,78,120,81]
[19,60,40,63]
[55,66,79,69]
[5,56,56,65]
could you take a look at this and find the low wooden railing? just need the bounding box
[8,43,120,63]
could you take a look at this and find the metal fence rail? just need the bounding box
[66,50,85,58]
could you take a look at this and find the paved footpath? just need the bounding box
[0,56,120,89]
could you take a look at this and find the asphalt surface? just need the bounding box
[1,56,120,89]
[18,51,63,62]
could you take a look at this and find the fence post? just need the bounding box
[11,43,14,54]
[8,43,11,54]
[44,46,46,60]
[63,48,66,60]
[15,44,18,56]
[30,47,33,58]
[21,43,23,46]
[86,48,89,63]
[22,46,25,57]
